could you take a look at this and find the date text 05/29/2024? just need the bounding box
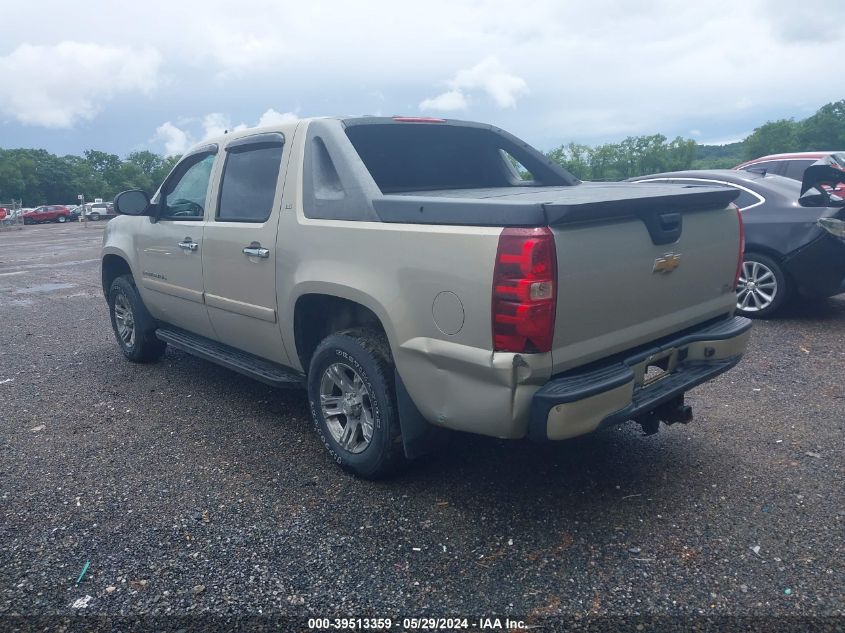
[307,617,532,630]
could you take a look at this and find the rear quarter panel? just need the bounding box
[277,126,552,435]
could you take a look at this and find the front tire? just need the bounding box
[108,275,166,362]
[736,252,789,318]
[56,215,67,223]
[90,213,101,221]
[307,329,405,479]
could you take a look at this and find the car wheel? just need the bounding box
[308,328,405,479]
[736,252,789,318]
[108,275,167,362]
[90,213,100,221]
[56,215,67,223]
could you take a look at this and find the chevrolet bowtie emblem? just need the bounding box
[653,252,681,274]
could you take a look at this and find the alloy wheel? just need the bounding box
[737,260,778,312]
[319,362,375,454]
[113,292,136,348]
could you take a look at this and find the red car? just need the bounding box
[22,205,71,225]
[735,151,845,196]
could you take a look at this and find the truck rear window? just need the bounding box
[345,123,573,193]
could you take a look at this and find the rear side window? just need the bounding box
[345,123,573,193]
[733,189,762,209]
[217,141,284,223]
[782,160,813,181]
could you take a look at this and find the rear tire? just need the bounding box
[108,275,166,362]
[307,329,405,479]
[736,252,789,318]
[56,215,67,223]
[90,213,101,221]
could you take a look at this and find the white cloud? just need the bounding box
[201,113,248,139]
[0,41,160,128]
[154,121,192,156]
[450,56,529,109]
[152,109,298,155]
[419,90,468,112]
[2,1,845,152]
[420,56,528,113]
[764,0,845,42]
[257,109,299,127]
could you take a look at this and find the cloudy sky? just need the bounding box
[1,0,842,157]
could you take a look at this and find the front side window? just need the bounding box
[161,153,216,219]
[217,143,283,222]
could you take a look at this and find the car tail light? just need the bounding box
[492,227,557,353]
[732,204,745,291]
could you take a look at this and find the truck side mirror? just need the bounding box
[114,190,151,216]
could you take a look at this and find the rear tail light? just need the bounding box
[733,204,745,291]
[492,227,557,353]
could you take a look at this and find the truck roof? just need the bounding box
[191,116,494,155]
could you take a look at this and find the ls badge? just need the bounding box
[653,252,681,274]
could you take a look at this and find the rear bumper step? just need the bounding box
[156,327,304,389]
[529,316,751,441]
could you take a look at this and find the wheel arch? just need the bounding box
[293,291,391,373]
[742,244,795,286]
[101,251,133,297]
[743,243,786,263]
[295,292,442,462]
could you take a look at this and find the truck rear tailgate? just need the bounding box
[374,179,741,373]
[545,183,741,372]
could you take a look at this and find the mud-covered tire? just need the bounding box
[308,329,405,479]
[108,275,166,363]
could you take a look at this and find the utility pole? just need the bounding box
[78,193,87,228]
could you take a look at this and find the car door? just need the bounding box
[201,131,293,365]
[135,146,218,339]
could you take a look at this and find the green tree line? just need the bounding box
[546,99,845,180]
[0,149,179,206]
[1,100,844,204]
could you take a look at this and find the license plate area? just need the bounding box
[636,349,679,388]
[643,362,668,386]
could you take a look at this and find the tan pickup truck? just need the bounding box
[102,116,751,478]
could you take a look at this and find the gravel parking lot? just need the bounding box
[0,224,843,628]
